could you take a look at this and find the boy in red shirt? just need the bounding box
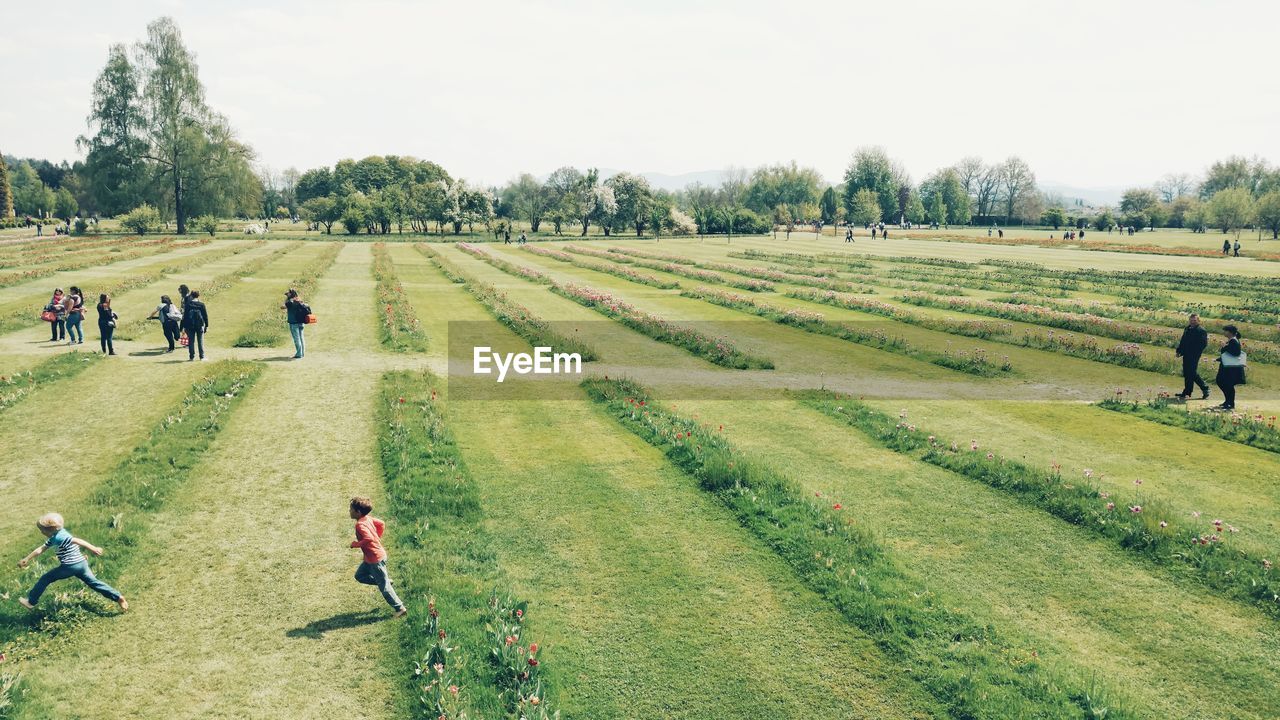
[348,496,406,617]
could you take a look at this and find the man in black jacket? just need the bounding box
[182,290,210,361]
[1175,313,1209,400]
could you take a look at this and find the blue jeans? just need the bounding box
[354,561,403,610]
[66,315,83,342]
[50,317,66,340]
[289,323,306,357]
[186,328,205,359]
[27,560,121,604]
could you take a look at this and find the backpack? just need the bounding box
[295,301,312,316]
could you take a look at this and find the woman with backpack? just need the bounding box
[147,294,183,352]
[283,288,310,359]
[1214,325,1246,411]
[97,294,118,355]
[64,286,86,345]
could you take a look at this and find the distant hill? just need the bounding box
[596,168,727,192]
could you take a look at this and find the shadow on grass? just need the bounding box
[285,610,386,640]
[128,348,170,357]
[260,356,301,363]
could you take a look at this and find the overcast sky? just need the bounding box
[2,0,1277,189]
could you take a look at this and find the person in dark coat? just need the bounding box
[1174,313,1209,400]
[1213,325,1246,410]
[182,291,210,361]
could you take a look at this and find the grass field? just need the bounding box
[0,230,1277,719]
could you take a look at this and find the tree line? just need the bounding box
[3,15,1278,241]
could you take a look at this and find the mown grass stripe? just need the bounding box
[681,286,1010,376]
[583,377,1131,720]
[376,371,558,719]
[232,242,341,347]
[0,353,103,414]
[416,245,598,361]
[0,360,263,706]
[798,391,1280,620]
[1098,397,1280,456]
[522,245,680,289]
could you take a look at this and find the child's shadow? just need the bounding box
[285,610,386,640]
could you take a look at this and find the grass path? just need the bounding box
[447,395,943,719]
[884,399,1280,558]
[13,243,399,719]
[0,240,218,307]
[675,397,1280,719]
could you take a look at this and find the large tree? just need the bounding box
[1200,156,1270,199]
[607,172,653,237]
[100,17,257,233]
[919,167,972,225]
[1206,187,1255,237]
[819,186,838,225]
[78,44,149,217]
[1254,190,1280,239]
[503,173,549,232]
[998,157,1036,224]
[848,188,882,226]
[719,166,748,242]
[841,147,900,222]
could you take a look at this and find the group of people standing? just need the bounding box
[44,286,118,355]
[1176,313,1247,410]
[42,283,309,361]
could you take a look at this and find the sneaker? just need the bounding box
[393,608,408,618]
[1200,391,1211,400]
[1174,393,1188,400]
[18,597,34,610]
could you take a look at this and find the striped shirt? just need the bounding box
[45,529,86,565]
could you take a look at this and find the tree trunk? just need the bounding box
[531,218,541,233]
[174,174,185,234]
[580,219,589,236]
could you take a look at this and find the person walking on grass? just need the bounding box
[348,496,406,618]
[1214,325,1246,411]
[1233,239,1241,257]
[1174,313,1209,400]
[182,290,209,361]
[147,294,183,352]
[64,286,86,345]
[283,288,310,359]
[1223,238,1231,255]
[97,294,118,355]
[16,512,128,612]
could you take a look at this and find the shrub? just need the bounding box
[72,218,88,235]
[193,215,220,236]
[118,204,161,235]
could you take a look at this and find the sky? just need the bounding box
[2,0,1278,190]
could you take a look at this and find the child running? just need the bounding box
[348,496,406,617]
[17,512,128,611]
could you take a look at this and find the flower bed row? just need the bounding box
[0,353,102,414]
[898,292,1280,365]
[554,283,771,368]
[372,243,429,352]
[233,243,343,347]
[798,391,1280,620]
[416,245,598,361]
[0,240,264,336]
[454,244,770,369]
[583,377,1132,720]
[522,244,679,289]
[606,246,877,294]
[999,292,1280,344]
[115,241,307,341]
[1098,396,1280,455]
[415,243,465,283]
[457,243,551,284]
[0,234,175,270]
[682,286,1010,376]
[376,372,559,719]
[0,362,262,702]
[790,289,1184,374]
[563,245,774,292]
[0,238,211,289]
